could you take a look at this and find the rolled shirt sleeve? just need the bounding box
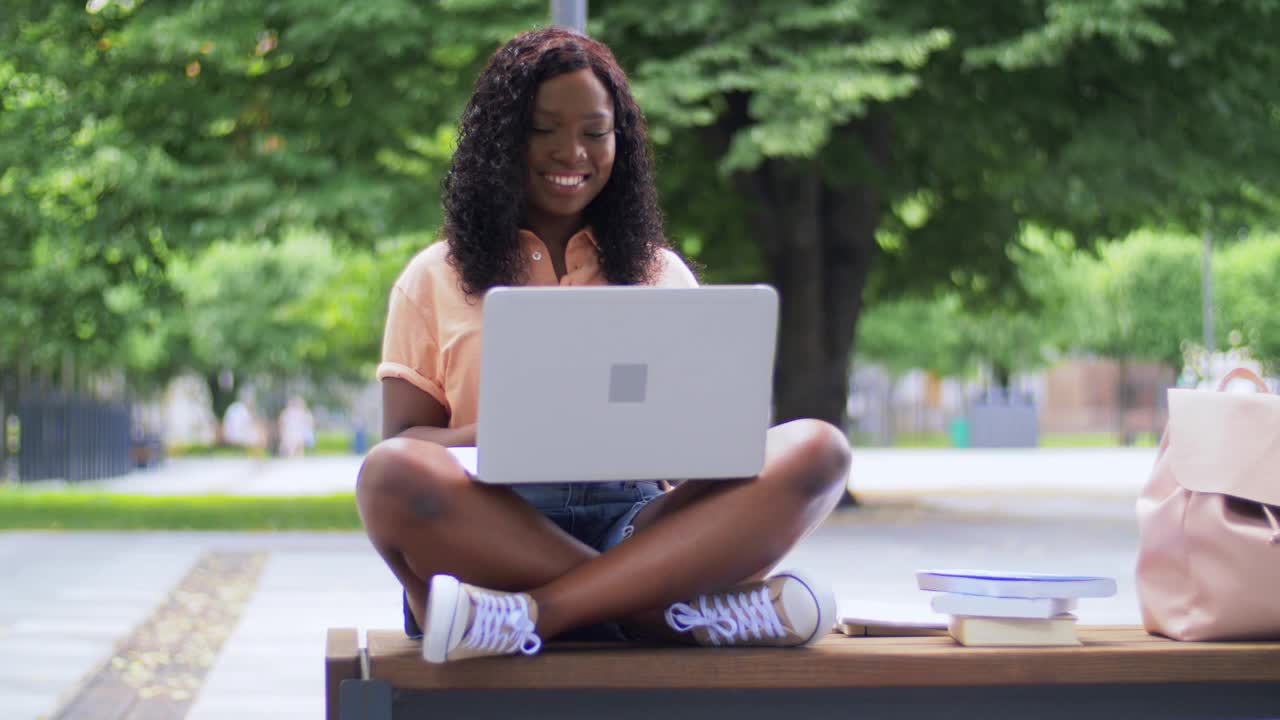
[376,284,450,414]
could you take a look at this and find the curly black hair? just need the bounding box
[443,27,667,296]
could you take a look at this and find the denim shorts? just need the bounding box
[402,480,664,641]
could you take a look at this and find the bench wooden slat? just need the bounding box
[364,627,1280,691]
[326,628,361,720]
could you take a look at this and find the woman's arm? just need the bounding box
[381,377,477,447]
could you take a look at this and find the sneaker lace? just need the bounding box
[463,591,542,656]
[665,587,784,646]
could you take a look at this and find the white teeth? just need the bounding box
[546,174,585,187]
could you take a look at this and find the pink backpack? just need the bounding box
[1136,367,1280,641]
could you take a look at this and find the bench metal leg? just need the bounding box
[384,684,1280,720]
[339,678,392,720]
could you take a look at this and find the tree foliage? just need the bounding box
[858,229,1280,381]
[3,0,1280,430]
[1074,231,1202,370]
[856,265,1055,385]
[0,0,537,390]
[600,0,1280,293]
[596,0,1280,426]
[165,229,419,418]
[1216,234,1280,374]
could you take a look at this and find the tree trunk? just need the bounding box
[0,366,10,480]
[1115,358,1131,446]
[260,382,288,456]
[730,114,889,431]
[707,99,891,506]
[883,375,898,448]
[725,113,889,508]
[206,372,237,445]
[993,363,1012,393]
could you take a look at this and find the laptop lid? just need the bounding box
[475,285,778,484]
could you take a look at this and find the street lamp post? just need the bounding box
[550,0,587,33]
[1202,205,1215,380]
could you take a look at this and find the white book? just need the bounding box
[931,592,1077,619]
[948,615,1080,647]
[836,599,948,637]
[916,569,1117,599]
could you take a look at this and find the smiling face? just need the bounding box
[524,68,616,230]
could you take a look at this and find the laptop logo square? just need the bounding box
[609,363,647,403]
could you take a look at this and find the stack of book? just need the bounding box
[916,569,1118,646]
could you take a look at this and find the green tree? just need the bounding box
[1076,232,1202,371]
[598,0,1280,428]
[857,296,971,379]
[306,234,429,382]
[7,0,1280,435]
[1218,234,1280,374]
[857,290,1051,390]
[0,0,535,392]
[1064,231,1199,440]
[170,231,332,419]
[856,224,1085,392]
[169,229,419,422]
[855,294,969,444]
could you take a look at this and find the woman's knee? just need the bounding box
[357,438,468,518]
[770,419,852,498]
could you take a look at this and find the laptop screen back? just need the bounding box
[475,285,778,484]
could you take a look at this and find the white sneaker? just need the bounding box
[665,570,835,647]
[422,575,543,663]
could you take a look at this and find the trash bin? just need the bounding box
[352,428,368,455]
[968,393,1039,448]
[948,417,970,448]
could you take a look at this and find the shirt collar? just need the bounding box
[516,226,602,286]
[517,226,597,252]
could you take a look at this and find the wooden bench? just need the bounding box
[326,627,1280,720]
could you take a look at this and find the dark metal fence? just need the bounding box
[9,386,134,483]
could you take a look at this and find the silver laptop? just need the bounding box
[460,285,778,484]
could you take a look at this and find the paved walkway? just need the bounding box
[55,447,1158,500]
[59,456,367,496]
[1,448,1157,719]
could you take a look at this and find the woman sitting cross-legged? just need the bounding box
[356,27,852,663]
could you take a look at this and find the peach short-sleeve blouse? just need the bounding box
[376,228,699,428]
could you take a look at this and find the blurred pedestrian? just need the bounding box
[278,396,315,458]
[223,396,266,456]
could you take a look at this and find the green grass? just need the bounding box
[166,431,375,458]
[0,488,361,531]
[165,443,252,458]
[1039,432,1159,448]
[312,430,366,455]
[848,431,952,448]
[850,431,1159,449]
[890,432,952,448]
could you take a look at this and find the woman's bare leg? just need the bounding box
[355,436,598,628]
[357,418,851,640]
[527,419,851,639]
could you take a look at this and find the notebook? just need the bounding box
[835,598,949,637]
